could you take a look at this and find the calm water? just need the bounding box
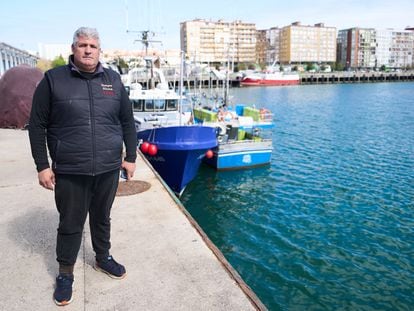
[181,82,414,310]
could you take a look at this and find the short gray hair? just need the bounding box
[72,27,100,46]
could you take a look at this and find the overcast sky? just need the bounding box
[2,0,413,53]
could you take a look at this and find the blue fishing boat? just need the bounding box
[203,135,273,170]
[125,57,217,195]
[137,126,217,194]
[188,56,274,171]
[193,105,274,170]
[121,12,218,195]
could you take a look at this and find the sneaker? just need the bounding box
[53,273,74,306]
[94,255,126,279]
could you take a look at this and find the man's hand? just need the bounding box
[38,168,55,190]
[121,161,136,181]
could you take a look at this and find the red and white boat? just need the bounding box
[240,71,300,86]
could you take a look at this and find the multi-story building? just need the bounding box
[180,19,413,70]
[265,27,280,65]
[256,30,268,65]
[180,19,256,64]
[337,28,377,68]
[0,42,38,76]
[336,30,348,68]
[387,30,413,68]
[407,26,414,65]
[337,28,414,69]
[279,22,337,65]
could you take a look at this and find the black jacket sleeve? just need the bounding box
[28,77,51,172]
[119,85,137,163]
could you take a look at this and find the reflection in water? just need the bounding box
[181,83,414,310]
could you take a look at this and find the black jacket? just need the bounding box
[29,57,137,175]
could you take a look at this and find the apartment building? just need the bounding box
[265,27,280,65]
[337,28,377,68]
[179,19,413,69]
[180,19,256,63]
[337,28,414,69]
[279,22,337,64]
[378,29,413,68]
[256,30,268,64]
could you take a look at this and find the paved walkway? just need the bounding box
[0,129,265,311]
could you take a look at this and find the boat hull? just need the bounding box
[240,78,299,86]
[137,126,217,194]
[204,140,273,170]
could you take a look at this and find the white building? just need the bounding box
[0,42,38,76]
[386,30,413,68]
[337,28,414,69]
[266,27,280,65]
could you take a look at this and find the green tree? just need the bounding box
[118,57,128,70]
[306,63,315,71]
[331,62,344,71]
[51,55,66,68]
[237,63,247,71]
[247,63,256,70]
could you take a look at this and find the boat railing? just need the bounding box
[220,137,273,146]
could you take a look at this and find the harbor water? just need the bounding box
[181,82,414,310]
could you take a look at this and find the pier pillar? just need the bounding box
[0,52,4,76]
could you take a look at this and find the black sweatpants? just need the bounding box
[54,170,119,266]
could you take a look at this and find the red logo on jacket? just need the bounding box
[102,84,115,96]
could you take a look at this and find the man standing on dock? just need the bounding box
[28,27,137,306]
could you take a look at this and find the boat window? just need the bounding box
[143,99,167,111]
[145,100,154,110]
[154,100,165,110]
[166,100,178,110]
[131,99,143,112]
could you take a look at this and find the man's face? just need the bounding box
[72,36,100,72]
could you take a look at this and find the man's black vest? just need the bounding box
[45,64,124,175]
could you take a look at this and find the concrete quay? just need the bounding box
[300,70,414,84]
[137,70,414,89]
[0,129,266,311]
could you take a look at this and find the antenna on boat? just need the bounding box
[125,0,129,34]
[124,0,163,55]
[129,30,162,55]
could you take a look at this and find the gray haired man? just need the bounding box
[29,27,137,306]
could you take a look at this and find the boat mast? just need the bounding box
[179,51,185,125]
[125,0,163,89]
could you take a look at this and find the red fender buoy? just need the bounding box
[148,144,158,156]
[140,142,150,153]
[205,149,214,159]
